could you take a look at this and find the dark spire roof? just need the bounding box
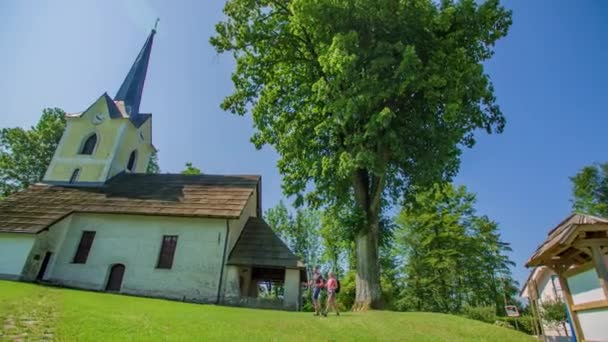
[114,28,156,118]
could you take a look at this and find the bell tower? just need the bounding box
[43,28,157,185]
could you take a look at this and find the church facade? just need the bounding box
[0,28,304,310]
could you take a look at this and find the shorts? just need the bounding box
[328,289,336,297]
[312,287,321,300]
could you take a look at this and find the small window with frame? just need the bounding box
[157,235,178,269]
[73,231,96,264]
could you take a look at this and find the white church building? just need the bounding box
[0,28,305,310]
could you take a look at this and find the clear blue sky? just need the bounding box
[1,1,606,287]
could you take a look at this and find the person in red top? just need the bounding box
[323,271,340,316]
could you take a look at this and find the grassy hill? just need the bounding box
[0,281,532,341]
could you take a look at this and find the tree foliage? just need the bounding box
[211,0,511,308]
[394,183,518,314]
[265,201,322,271]
[147,151,160,174]
[181,162,202,175]
[570,162,608,217]
[0,108,66,197]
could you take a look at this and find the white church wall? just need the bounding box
[0,233,35,279]
[47,213,227,303]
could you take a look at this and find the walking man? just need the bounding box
[309,266,324,316]
[324,272,340,316]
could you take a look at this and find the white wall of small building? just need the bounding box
[566,266,608,341]
[567,267,605,305]
[44,212,228,303]
[0,233,36,279]
[577,308,608,341]
[526,267,573,339]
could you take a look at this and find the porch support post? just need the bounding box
[283,268,300,311]
[555,271,584,341]
[589,244,608,299]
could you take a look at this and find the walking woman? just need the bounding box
[323,272,340,316]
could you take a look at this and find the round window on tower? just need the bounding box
[92,113,105,125]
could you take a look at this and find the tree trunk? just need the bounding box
[352,168,385,311]
[353,223,383,310]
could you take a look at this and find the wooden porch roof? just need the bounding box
[526,213,608,268]
[227,217,305,269]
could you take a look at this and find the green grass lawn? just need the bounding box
[0,281,533,341]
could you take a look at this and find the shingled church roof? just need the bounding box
[227,217,304,269]
[0,173,259,234]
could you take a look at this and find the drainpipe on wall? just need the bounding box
[216,220,230,304]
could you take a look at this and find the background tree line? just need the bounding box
[266,182,520,315]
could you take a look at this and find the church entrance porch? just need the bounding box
[223,217,306,311]
[223,265,303,311]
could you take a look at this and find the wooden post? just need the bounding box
[556,273,584,341]
[589,244,608,299]
[529,278,545,339]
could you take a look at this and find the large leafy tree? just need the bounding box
[0,108,66,197]
[211,0,511,309]
[570,162,608,217]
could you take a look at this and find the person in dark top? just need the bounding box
[309,266,324,316]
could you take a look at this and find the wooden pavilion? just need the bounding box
[526,213,608,341]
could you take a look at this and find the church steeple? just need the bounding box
[43,25,158,185]
[114,25,156,117]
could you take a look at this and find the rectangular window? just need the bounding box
[73,231,96,264]
[157,235,178,269]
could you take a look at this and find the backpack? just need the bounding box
[315,274,324,287]
[335,279,341,294]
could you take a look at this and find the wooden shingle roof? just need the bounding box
[526,213,608,267]
[227,217,304,269]
[0,173,259,234]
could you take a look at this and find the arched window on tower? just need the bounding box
[69,168,81,184]
[127,150,137,172]
[80,134,98,155]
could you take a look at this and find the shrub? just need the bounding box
[495,316,537,335]
[336,271,356,311]
[515,315,539,335]
[463,305,496,323]
[540,300,567,328]
[494,320,514,329]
